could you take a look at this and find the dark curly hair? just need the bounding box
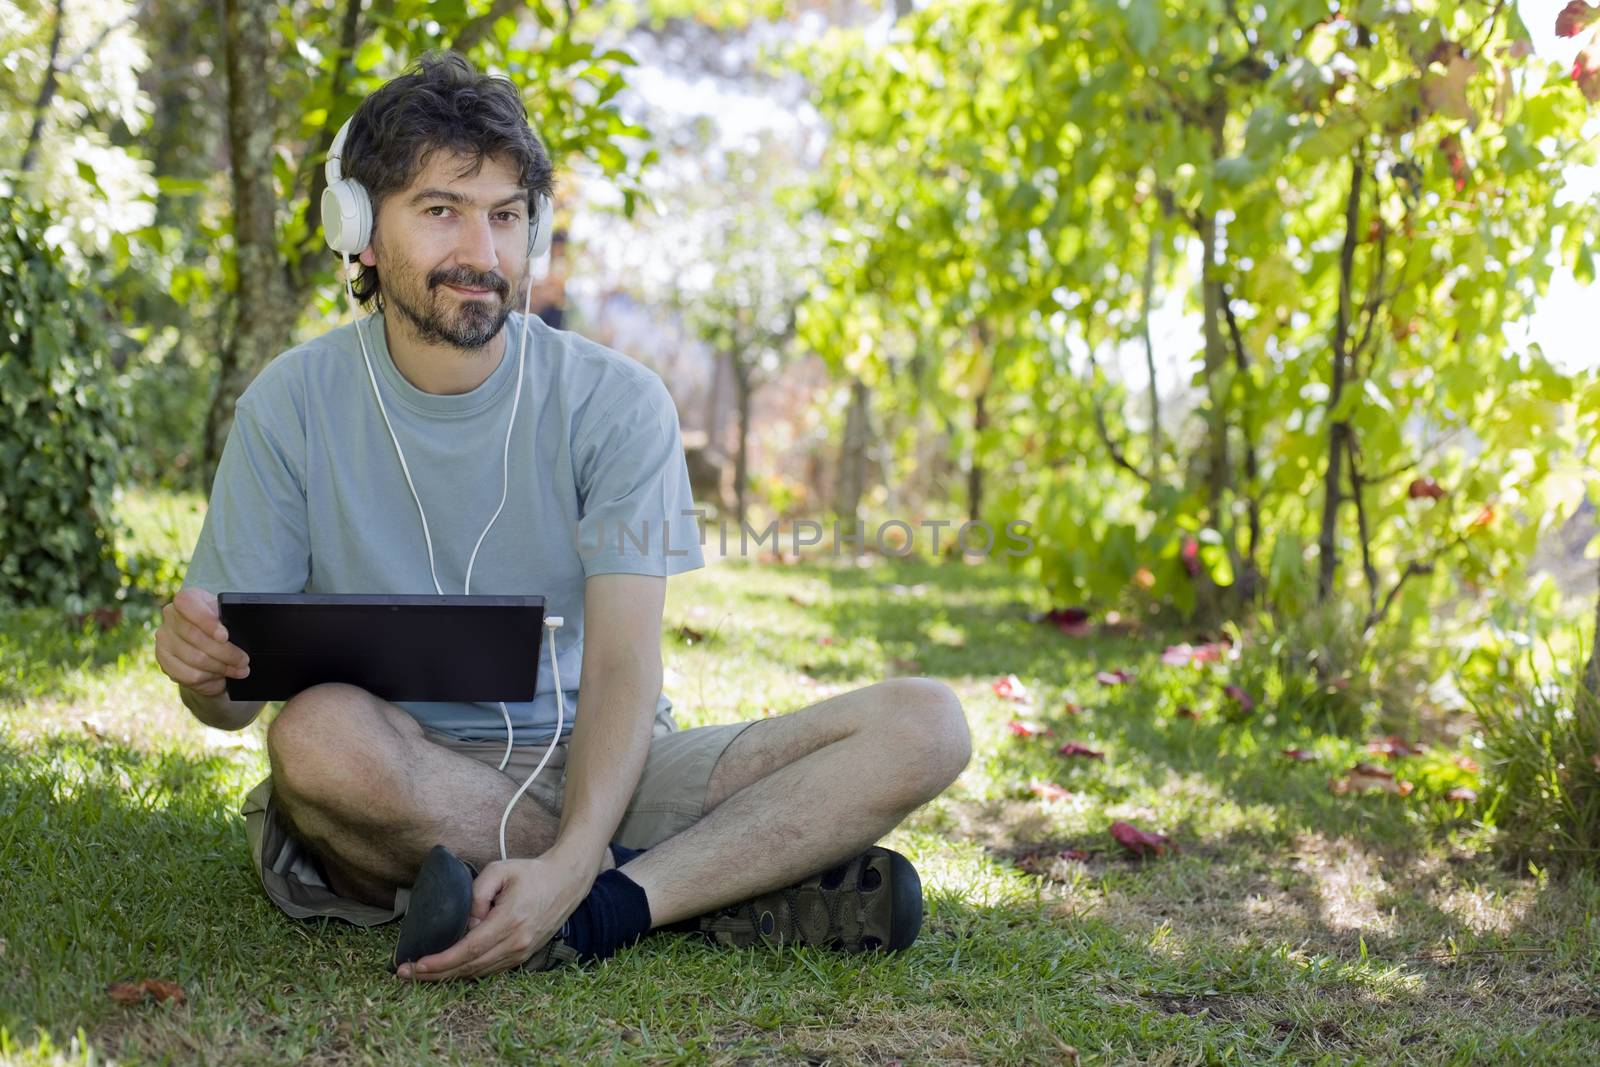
[338,51,555,310]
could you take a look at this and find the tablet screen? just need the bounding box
[218,593,544,702]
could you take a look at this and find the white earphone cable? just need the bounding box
[341,233,565,865]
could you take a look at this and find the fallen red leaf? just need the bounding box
[1029,779,1072,802]
[1175,706,1199,720]
[1057,741,1105,760]
[1445,786,1478,803]
[1407,477,1447,500]
[1161,642,1227,667]
[106,978,186,1006]
[1109,820,1174,857]
[1223,685,1255,711]
[1281,748,1318,762]
[1557,1,1600,38]
[993,674,1032,704]
[1366,735,1425,758]
[1017,846,1092,874]
[106,983,145,1006]
[1007,719,1053,739]
[1330,768,1414,797]
[1037,606,1092,636]
[1095,669,1132,687]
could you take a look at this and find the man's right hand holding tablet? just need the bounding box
[155,587,264,730]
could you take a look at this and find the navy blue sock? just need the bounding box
[609,843,643,867]
[558,869,652,962]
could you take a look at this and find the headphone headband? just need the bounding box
[321,115,553,261]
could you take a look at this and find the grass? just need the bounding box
[2,490,1599,1064]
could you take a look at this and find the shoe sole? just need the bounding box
[883,848,923,952]
[390,844,473,973]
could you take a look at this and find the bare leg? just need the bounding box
[621,677,970,927]
[265,683,610,907]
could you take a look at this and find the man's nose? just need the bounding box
[455,214,500,275]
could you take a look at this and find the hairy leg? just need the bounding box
[622,677,970,926]
[265,683,605,907]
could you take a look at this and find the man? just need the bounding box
[153,52,969,982]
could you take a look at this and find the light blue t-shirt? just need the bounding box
[183,310,705,742]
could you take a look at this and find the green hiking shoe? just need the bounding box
[689,846,923,953]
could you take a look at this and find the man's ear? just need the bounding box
[358,245,377,267]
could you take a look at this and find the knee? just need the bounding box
[267,683,413,804]
[877,677,971,787]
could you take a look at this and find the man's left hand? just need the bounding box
[396,850,595,982]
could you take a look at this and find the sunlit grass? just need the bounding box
[1,488,1597,1063]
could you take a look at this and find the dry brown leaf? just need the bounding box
[1421,52,1478,125]
[106,978,187,1006]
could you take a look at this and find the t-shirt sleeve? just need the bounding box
[572,375,706,579]
[182,391,311,595]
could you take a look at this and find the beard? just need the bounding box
[382,258,517,351]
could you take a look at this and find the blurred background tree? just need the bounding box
[1,0,1596,718]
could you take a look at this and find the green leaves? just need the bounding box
[0,198,127,612]
[792,0,1598,636]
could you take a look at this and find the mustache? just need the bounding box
[429,268,509,296]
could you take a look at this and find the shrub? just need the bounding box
[1471,654,1600,873]
[1218,603,1442,737]
[0,188,128,611]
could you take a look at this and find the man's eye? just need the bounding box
[426,206,452,217]
[496,212,522,222]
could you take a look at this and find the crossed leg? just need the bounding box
[266,677,971,927]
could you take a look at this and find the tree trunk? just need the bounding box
[732,358,752,528]
[1140,234,1161,480]
[967,386,987,524]
[834,377,872,554]
[1317,154,1365,603]
[202,0,302,488]
[18,0,66,174]
[1586,559,1600,698]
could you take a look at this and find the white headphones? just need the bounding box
[324,109,563,863]
[322,115,554,262]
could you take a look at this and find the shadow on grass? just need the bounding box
[2,723,1596,1064]
[0,607,152,704]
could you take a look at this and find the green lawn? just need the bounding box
[2,491,1598,1065]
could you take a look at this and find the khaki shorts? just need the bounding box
[243,709,758,927]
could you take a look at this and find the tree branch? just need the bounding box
[1221,284,1262,582]
[1317,150,1365,603]
[1347,436,1379,620]
[1139,230,1162,480]
[449,0,526,55]
[291,0,365,292]
[1364,522,1476,631]
[18,0,67,173]
[1085,350,1155,487]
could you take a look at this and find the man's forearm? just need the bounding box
[553,657,662,868]
[180,686,266,732]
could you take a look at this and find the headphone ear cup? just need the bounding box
[527,194,553,260]
[322,178,373,257]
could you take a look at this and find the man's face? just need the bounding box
[361,149,531,350]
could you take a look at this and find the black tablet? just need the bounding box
[217,593,544,702]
